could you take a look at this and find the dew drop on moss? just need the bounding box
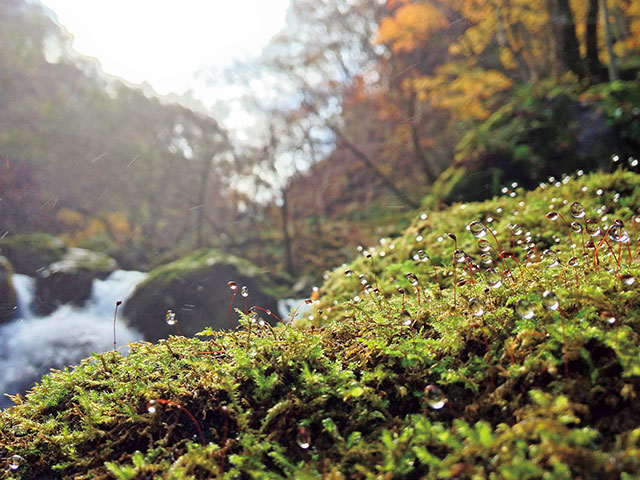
[297,427,311,449]
[601,311,616,325]
[424,385,446,409]
[344,270,353,277]
[620,274,636,286]
[468,298,484,316]
[481,253,493,265]
[515,299,535,319]
[542,290,559,311]
[469,221,486,238]
[478,239,491,252]
[147,400,157,414]
[569,202,585,219]
[8,455,24,471]
[417,250,429,262]
[241,286,249,297]
[227,281,237,290]
[165,310,177,326]
[546,212,559,221]
[405,272,419,286]
[585,220,601,236]
[570,222,583,233]
[454,249,466,263]
[484,269,502,288]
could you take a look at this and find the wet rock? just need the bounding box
[0,233,67,276]
[33,248,118,315]
[123,249,286,341]
[0,256,17,323]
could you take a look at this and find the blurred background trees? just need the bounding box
[1,0,639,281]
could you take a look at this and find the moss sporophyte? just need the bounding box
[1,170,640,478]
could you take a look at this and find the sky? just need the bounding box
[40,0,290,99]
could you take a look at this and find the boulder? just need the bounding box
[0,233,67,276]
[123,249,286,341]
[0,256,17,323]
[33,248,118,315]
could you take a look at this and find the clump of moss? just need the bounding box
[1,169,639,478]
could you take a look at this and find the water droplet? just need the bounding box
[165,310,177,326]
[424,385,446,409]
[469,221,486,238]
[484,269,502,288]
[585,220,601,237]
[297,427,311,449]
[249,311,258,322]
[359,274,368,285]
[396,286,405,295]
[228,281,237,290]
[542,250,560,267]
[570,222,583,234]
[569,202,585,219]
[405,272,419,286]
[601,311,616,325]
[417,250,429,262]
[147,400,157,414]
[344,270,353,277]
[568,256,579,267]
[266,309,272,316]
[241,286,249,297]
[619,274,636,286]
[8,454,24,470]
[420,212,428,220]
[515,299,535,319]
[454,250,466,263]
[542,290,559,310]
[546,212,559,221]
[609,226,630,244]
[480,253,493,265]
[478,239,491,252]
[468,298,484,316]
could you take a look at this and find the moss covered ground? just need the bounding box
[1,169,640,479]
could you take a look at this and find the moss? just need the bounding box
[1,169,640,478]
[0,233,67,276]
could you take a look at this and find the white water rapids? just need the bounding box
[0,270,146,409]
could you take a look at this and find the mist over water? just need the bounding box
[0,270,146,409]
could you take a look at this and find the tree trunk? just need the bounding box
[280,188,295,277]
[546,0,583,77]
[333,127,420,210]
[585,0,603,82]
[600,0,619,81]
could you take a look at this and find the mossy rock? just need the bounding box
[123,249,286,341]
[33,248,118,315]
[0,256,17,323]
[0,233,67,276]
[1,170,639,478]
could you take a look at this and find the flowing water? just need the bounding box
[0,270,146,409]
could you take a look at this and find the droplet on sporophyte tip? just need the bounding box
[570,222,583,234]
[297,427,311,449]
[165,310,177,326]
[227,281,237,290]
[585,220,601,237]
[8,454,24,470]
[454,249,466,263]
[619,274,636,286]
[601,311,616,325]
[147,400,157,414]
[568,256,579,267]
[542,250,560,267]
[515,299,535,319]
[468,297,484,317]
[241,286,249,297]
[424,385,447,409]
[542,290,559,311]
[546,212,559,221]
[405,272,419,286]
[468,221,486,238]
[478,239,491,252]
[344,269,353,277]
[265,309,272,316]
[359,274,368,285]
[484,268,502,289]
[417,250,429,262]
[249,310,258,322]
[396,286,405,295]
[609,226,630,244]
[480,253,493,265]
[569,202,585,219]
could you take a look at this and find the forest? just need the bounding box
[0,0,638,282]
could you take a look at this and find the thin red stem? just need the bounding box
[150,399,206,446]
[228,290,237,329]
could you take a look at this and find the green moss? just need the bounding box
[1,170,640,478]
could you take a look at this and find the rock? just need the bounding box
[123,249,286,341]
[33,248,118,315]
[0,233,67,276]
[0,256,17,323]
